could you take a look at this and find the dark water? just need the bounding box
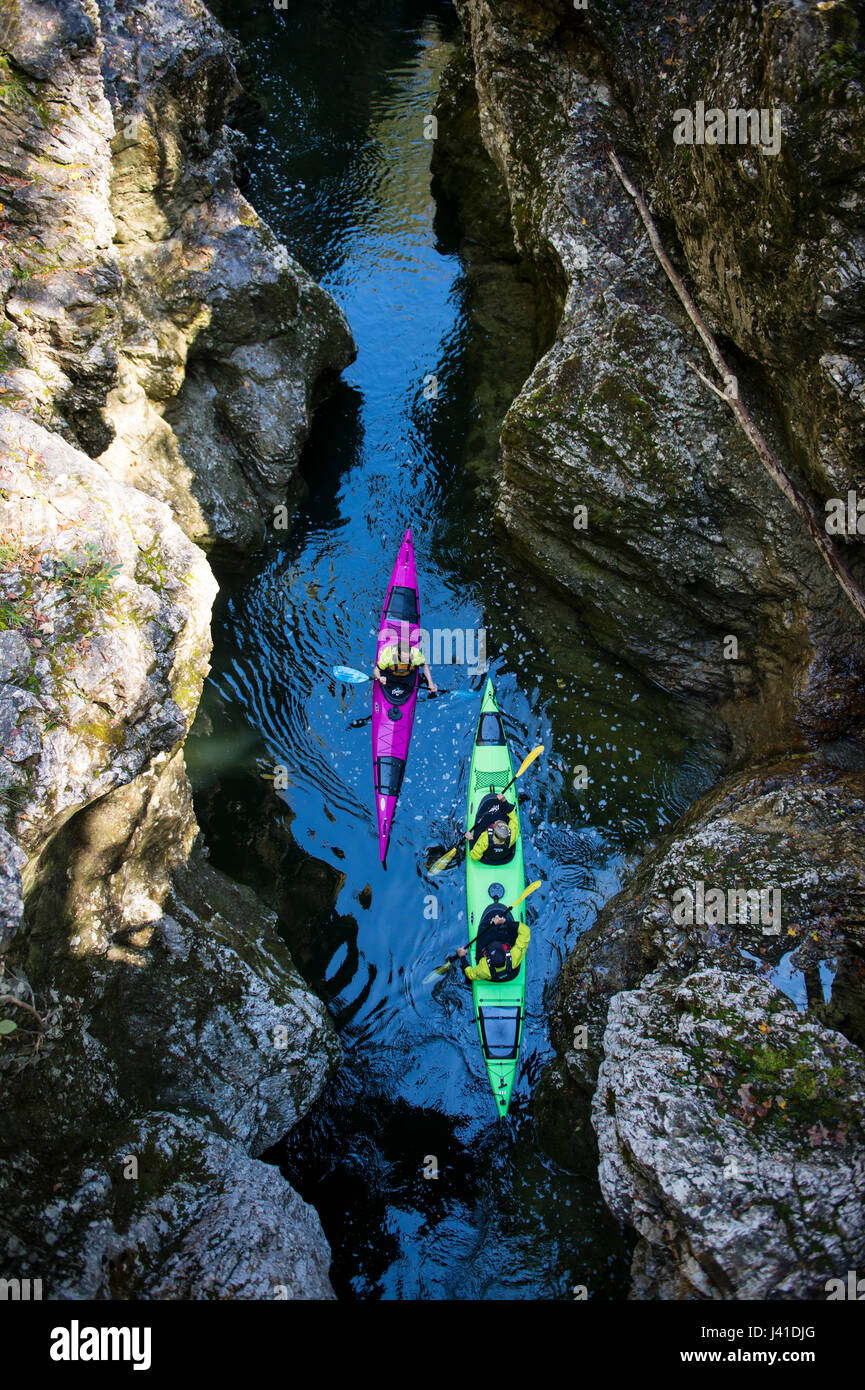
[189,0,721,1299]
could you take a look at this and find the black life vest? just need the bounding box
[483,941,519,983]
[480,833,514,866]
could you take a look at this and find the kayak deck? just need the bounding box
[465,679,527,1118]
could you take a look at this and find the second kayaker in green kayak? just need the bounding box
[456,913,531,982]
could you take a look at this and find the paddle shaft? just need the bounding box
[333,667,453,694]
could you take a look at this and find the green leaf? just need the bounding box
[0,1018,18,1035]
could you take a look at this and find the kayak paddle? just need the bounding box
[426,744,545,874]
[423,881,542,982]
[333,665,369,683]
[333,665,473,699]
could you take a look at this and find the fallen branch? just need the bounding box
[687,362,732,406]
[0,994,46,1029]
[608,148,865,625]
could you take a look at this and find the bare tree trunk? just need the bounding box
[608,149,865,626]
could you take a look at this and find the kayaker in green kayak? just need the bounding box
[374,638,437,693]
[466,793,518,864]
[456,913,530,982]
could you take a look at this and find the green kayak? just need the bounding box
[465,678,527,1119]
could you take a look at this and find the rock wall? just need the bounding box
[439,0,865,1299]
[444,0,865,759]
[1,0,355,559]
[538,749,865,1297]
[0,0,352,1298]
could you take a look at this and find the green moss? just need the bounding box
[136,539,169,593]
[0,54,50,128]
[686,1011,862,1143]
[77,712,127,752]
[811,39,865,103]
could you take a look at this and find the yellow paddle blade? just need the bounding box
[423,962,453,983]
[515,744,544,778]
[428,845,459,875]
[511,879,541,911]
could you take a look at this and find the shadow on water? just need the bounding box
[190,0,724,1298]
[266,1077,632,1300]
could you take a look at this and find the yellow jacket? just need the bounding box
[376,644,424,674]
[469,809,519,860]
[465,924,530,981]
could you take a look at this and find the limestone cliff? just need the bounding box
[1,0,356,559]
[0,0,352,1299]
[442,0,865,757]
[437,0,865,1299]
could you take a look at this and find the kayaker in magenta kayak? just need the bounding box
[374,637,437,694]
[456,913,530,982]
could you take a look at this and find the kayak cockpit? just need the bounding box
[382,670,418,705]
[385,584,419,625]
[475,903,518,949]
[478,1005,522,1060]
[470,792,517,866]
[475,710,505,746]
[375,755,405,797]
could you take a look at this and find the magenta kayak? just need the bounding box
[372,528,421,863]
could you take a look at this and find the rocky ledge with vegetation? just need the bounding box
[0,0,354,1298]
[436,0,865,1297]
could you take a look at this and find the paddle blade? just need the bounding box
[515,744,544,778]
[333,666,369,684]
[511,879,542,911]
[427,845,459,875]
[423,962,452,984]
